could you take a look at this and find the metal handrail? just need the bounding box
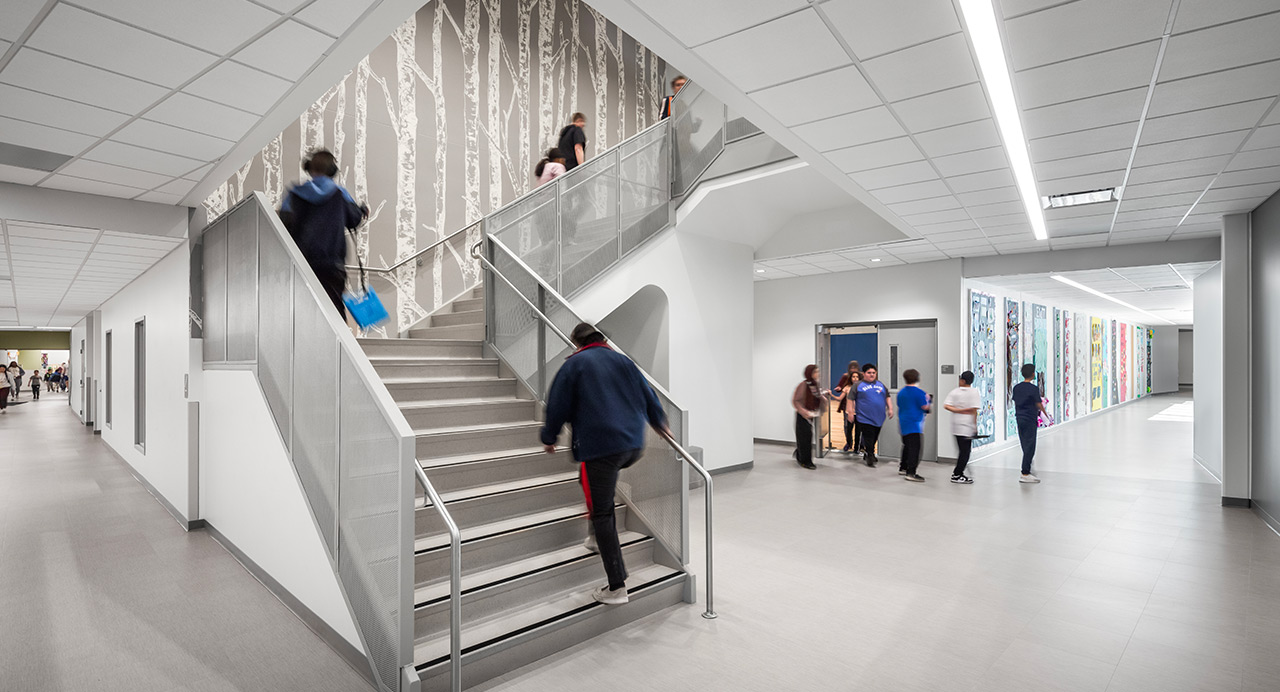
[351,222,481,274]
[412,463,463,691]
[470,238,716,620]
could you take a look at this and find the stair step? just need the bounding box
[415,504,587,553]
[453,297,484,313]
[357,338,482,359]
[415,422,543,459]
[400,398,536,430]
[386,377,517,403]
[434,470,577,504]
[415,476,581,537]
[409,323,485,341]
[417,448,571,496]
[413,567,686,690]
[431,309,485,328]
[414,505,631,592]
[413,538,655,639]
[372,358,500,380]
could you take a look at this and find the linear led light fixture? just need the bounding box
[957,0,1047,241]
[1050,274,1177,325]
[1042,187,1122,209]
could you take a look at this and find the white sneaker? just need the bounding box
[583,533,598,553]
[592,585,628,605]
[1020,474,1041,483]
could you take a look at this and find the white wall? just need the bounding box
[70,320,87,423]
[96,243,193,520]
[1178,330,1194,386]
[572,229,755,471]
[754,259,964,459]
[200,370,362,647]
[1152,326,1180,394]
[1193,265,1222,481]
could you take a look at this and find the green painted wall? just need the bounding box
[0,330,71,350]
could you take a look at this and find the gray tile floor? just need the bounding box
[0,395,373,692]
[5,390,1278,691]
[476,391,1280,692]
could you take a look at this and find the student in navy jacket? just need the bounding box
[278,149,367,318]
[540,323,669,606]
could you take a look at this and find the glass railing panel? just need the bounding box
[619,391,687,563]
[724,104,763,142]
[671,81,727,196]
[292,264,341,556]
[619,125,671,256]
[203,218,228,362]
[559,152,621,295]
[256,213,294,451]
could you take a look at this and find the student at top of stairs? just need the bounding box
[277,149,368,320]
[535,148,567,186]
[540,322,670,606]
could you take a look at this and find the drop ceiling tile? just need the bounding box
[984,223,1034,237]
[1022,88,1148,140]
[861,33,978,102]
[1148,61,1280,118]
[828,137,924,173]
[956,186,1020,206]
[111,119,233,161]
[968,200,1024,219]
[901,208,971,226]
[1140,100,1273,146]
[27,5,218,88]
[913,119,1001,158]
[136,190,187,205]
[1031,122,1139,163]
[182,162,216,182]
[83,140,204,177]
[58,159,172,190]
[891,83,991,132]
[185,60,292,115]
[1224,146,1280,172]
[1216,165,1280,187]
[947,168,1016,193]
[1014,41,1161,110]
[1123,177,1217,199]
[73,0,280,54]
[1120,192,1201,212]
[694,9,851,92]
[0,84,131,138]
[915,220,979,234]
[821,0,961,60]
[0,48,168,114]
[1201,181,1280,203]
[1115,207,1187,222]
[294,0,377,37]
[849,160,937,189]
[870,179,952,204]
[1035,150,1132,181]
[1243,124,1280,151]
[981,211,1032,228]
[156,178,198,196]
[235,19,333,80]
[1161,12,1280,81]
[1192,198,1268,214]
[0,162,45,185]
[1126,155,1232,185]
[0,116,96,156]
[1173,0,1279,33]
[145,92,259,143]
[749,65,881,126]
[887,196,962,216]
[793,107,905,152]
[1006,0,1170,71]
[634,0,808,47]
[1131,131,1249,168]
[932,147,1009,177]
[40,175,147,199]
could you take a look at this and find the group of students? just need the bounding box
[0,361,68,412]
[792,361,1045,484]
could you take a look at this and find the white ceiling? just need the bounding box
[971,261,1220,326]
[593,0,1280,260]
[0,0,376,204]
[0,217,183,328]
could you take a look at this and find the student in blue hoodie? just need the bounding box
[541,322,670,606]
[278,149,367,318]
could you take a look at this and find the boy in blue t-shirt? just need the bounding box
[896,369,932,482]
[854,364,893,467]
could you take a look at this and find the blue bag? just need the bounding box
[344,286,389,329]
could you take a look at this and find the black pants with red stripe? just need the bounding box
[581,449,643,591]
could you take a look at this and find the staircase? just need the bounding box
[360,285,689,690]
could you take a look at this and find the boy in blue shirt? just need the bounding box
[854,364,893,467]
[897,369,932,482]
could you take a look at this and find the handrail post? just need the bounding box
[536,284,547,397]
[414,465,462,692]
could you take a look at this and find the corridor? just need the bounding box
[477,391,1280,692]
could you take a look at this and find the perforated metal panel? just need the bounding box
[292,267,340,555]
[338,350,404,692]
[225,206,258,362]
[202,219,228,362]
[618,394,687,563]
[560,153,620,295]
[257,222,293,450]
[489,186,560,290]
[619,128,671,258]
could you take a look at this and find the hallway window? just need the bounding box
[134,319,145,451]
[105,330,112,428]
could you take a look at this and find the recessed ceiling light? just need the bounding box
[1050,275,1177,325]
[755,269,765,273]
[870,258,881,262]
[957,0,1047,241]
[1041,187,1122,209]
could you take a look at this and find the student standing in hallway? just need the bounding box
[29,369,40,400]
[1013,363,1045,483]
[896,369,930,481]
[943,371,980,484]
[541,323,669,606]
[854,364,892,467]
[0,364,12,413]
[832,361,861,453]
[792,365,826,470]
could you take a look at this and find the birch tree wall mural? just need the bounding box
[204,0,668,333]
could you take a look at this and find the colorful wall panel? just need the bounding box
[1091,317,1104,412]
[1119,324,1128,403]
[1109,320,1118,406]
[970,291,997,448]
[1005,298,1020,437]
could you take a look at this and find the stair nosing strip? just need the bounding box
[423,474,578,506]
[413,503,623,556]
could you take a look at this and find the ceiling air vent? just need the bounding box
[0,142,73,172]
[1041,187,1121,209]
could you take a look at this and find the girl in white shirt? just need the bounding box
[943,370,982,484]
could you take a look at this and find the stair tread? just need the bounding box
[418,444,560,467]
[412,562,682,666]
[357,337,480,346]
[415,504,589,552]
[414,420,542,437]
[369,355,492,363]
[426,470,577,505]
[413,531,649,604]
[398,397,528,410]
[382,375,514,385]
